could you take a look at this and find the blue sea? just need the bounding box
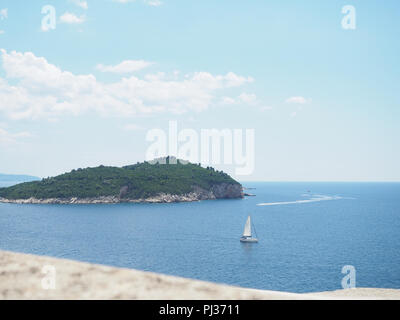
[0,182,399,293]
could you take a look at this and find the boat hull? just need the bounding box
[240,237,258,243]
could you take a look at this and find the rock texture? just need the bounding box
[0,183,243,205]
[211,183,243,199]
[1,250,399,300]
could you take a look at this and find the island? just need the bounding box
[0,157,243,204]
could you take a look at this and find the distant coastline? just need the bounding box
[0,173,40,182]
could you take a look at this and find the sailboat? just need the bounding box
[240,216,258,243]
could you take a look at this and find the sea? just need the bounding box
[0,181,399,293]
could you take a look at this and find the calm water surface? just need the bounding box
[0,182,399,293]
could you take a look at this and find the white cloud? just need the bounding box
[96,60,153,73]
[70,0,88,9]
[60,12,86,24]
[219,92,275,116]
[221,96,236,105]
[285,96,311,104]
[221,93,272,112]
[0,127,31,145]
[238,92,257,105]
[225,73,254,87]
[0,49,253,120]
[147,0,163,6]
[0,8,7,20]
[0,30,4,35]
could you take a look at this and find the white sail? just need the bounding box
[243,216,252,237]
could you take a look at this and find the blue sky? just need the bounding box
[0,0,399,181]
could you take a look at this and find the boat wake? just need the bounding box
[257,194,345,206]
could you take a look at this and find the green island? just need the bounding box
[0,157,243,204]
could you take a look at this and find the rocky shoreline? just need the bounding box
[0,183,244,205]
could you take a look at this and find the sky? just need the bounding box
[0,0,399,181]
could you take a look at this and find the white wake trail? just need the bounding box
[257,194,343,206]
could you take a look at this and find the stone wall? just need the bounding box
[1,250,399,300]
